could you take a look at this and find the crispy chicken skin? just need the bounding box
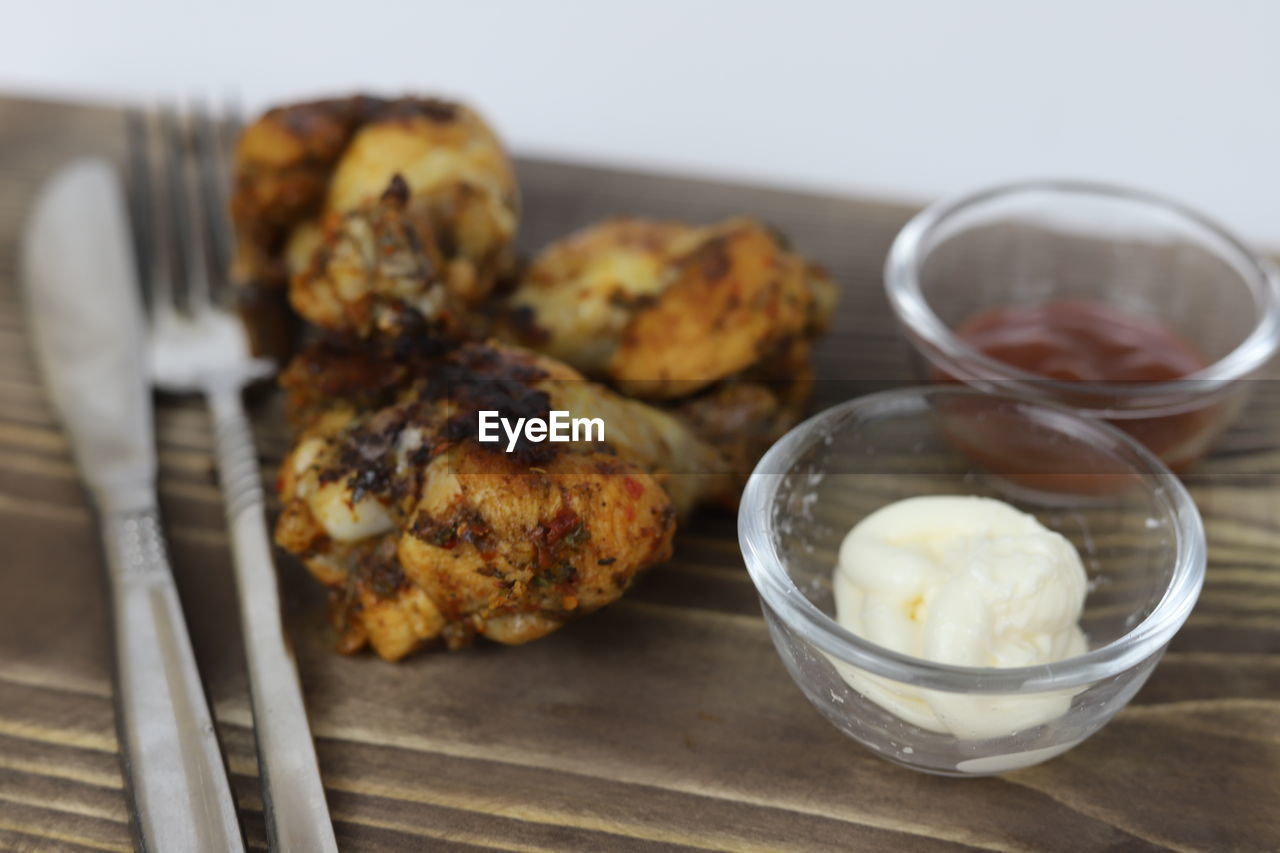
[231,95,518,352]
[279,339,737,515]
[275,340,745,659]
[232,95,516,283]
[501,217,836,399]
[231,95,377,284]
[287,176,497,341]
[242,94,842,661]
[275,210,831,485]
[670,335,817,475]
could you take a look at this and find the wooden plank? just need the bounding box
[0,94,1276,852]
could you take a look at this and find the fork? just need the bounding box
[126,106,340,853]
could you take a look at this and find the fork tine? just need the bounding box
[220,93,245,170]
[128,107,180,319]
[164,105,214,314]
[160,107,191,312]
[191,102,235,306]
[123,110,153,310]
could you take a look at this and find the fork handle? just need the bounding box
[101,505,245,852]
[208,385,339,853]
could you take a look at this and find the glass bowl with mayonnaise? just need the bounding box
[738,386,1205,775]
[884,180,1280,472]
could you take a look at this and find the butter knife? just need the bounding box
[22,159,245,852]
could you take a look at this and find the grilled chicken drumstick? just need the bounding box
[274,340,741,659]
[232,93,838,659]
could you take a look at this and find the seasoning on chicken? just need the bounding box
[230,95,518,352]
[234,93,843,661]
[501,217,836,399]
[275,340,744,659]
[287,175,500,341]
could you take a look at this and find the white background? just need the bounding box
[3,0,1277,247]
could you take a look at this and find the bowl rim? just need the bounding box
[884,178,1280,404]
[737,386,1207,693]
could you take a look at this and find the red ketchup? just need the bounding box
[937,300,1213,483]
[953,301,1205,384]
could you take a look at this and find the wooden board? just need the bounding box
[1,95,1277,852]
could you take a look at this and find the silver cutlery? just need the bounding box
[126,106,340,853]
[22,159,246,852]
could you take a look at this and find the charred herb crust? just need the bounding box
[423,344,556,464]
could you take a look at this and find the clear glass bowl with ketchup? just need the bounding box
[885,180,1280,472]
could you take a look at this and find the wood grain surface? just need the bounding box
[1,96,1277,852]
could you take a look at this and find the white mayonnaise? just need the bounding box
[832,495,1088,741]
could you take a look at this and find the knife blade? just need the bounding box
[24,158,153,511]
[22,159,245,852]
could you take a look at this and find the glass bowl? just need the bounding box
[737,387,1205,776]
[884,180,1280,471]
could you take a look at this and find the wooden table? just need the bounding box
[1,95,1277,852]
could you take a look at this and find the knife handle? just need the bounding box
[208,386,340,853]
[101,506,246,852]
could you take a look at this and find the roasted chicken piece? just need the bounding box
[241,94,843,662]
[500,217,836,399]
[287,175,497,341]
[232,95,379,284]
[668,335,818,474]
[278,338,737,514]
[275,341,740,659]
[231,95,518,350]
